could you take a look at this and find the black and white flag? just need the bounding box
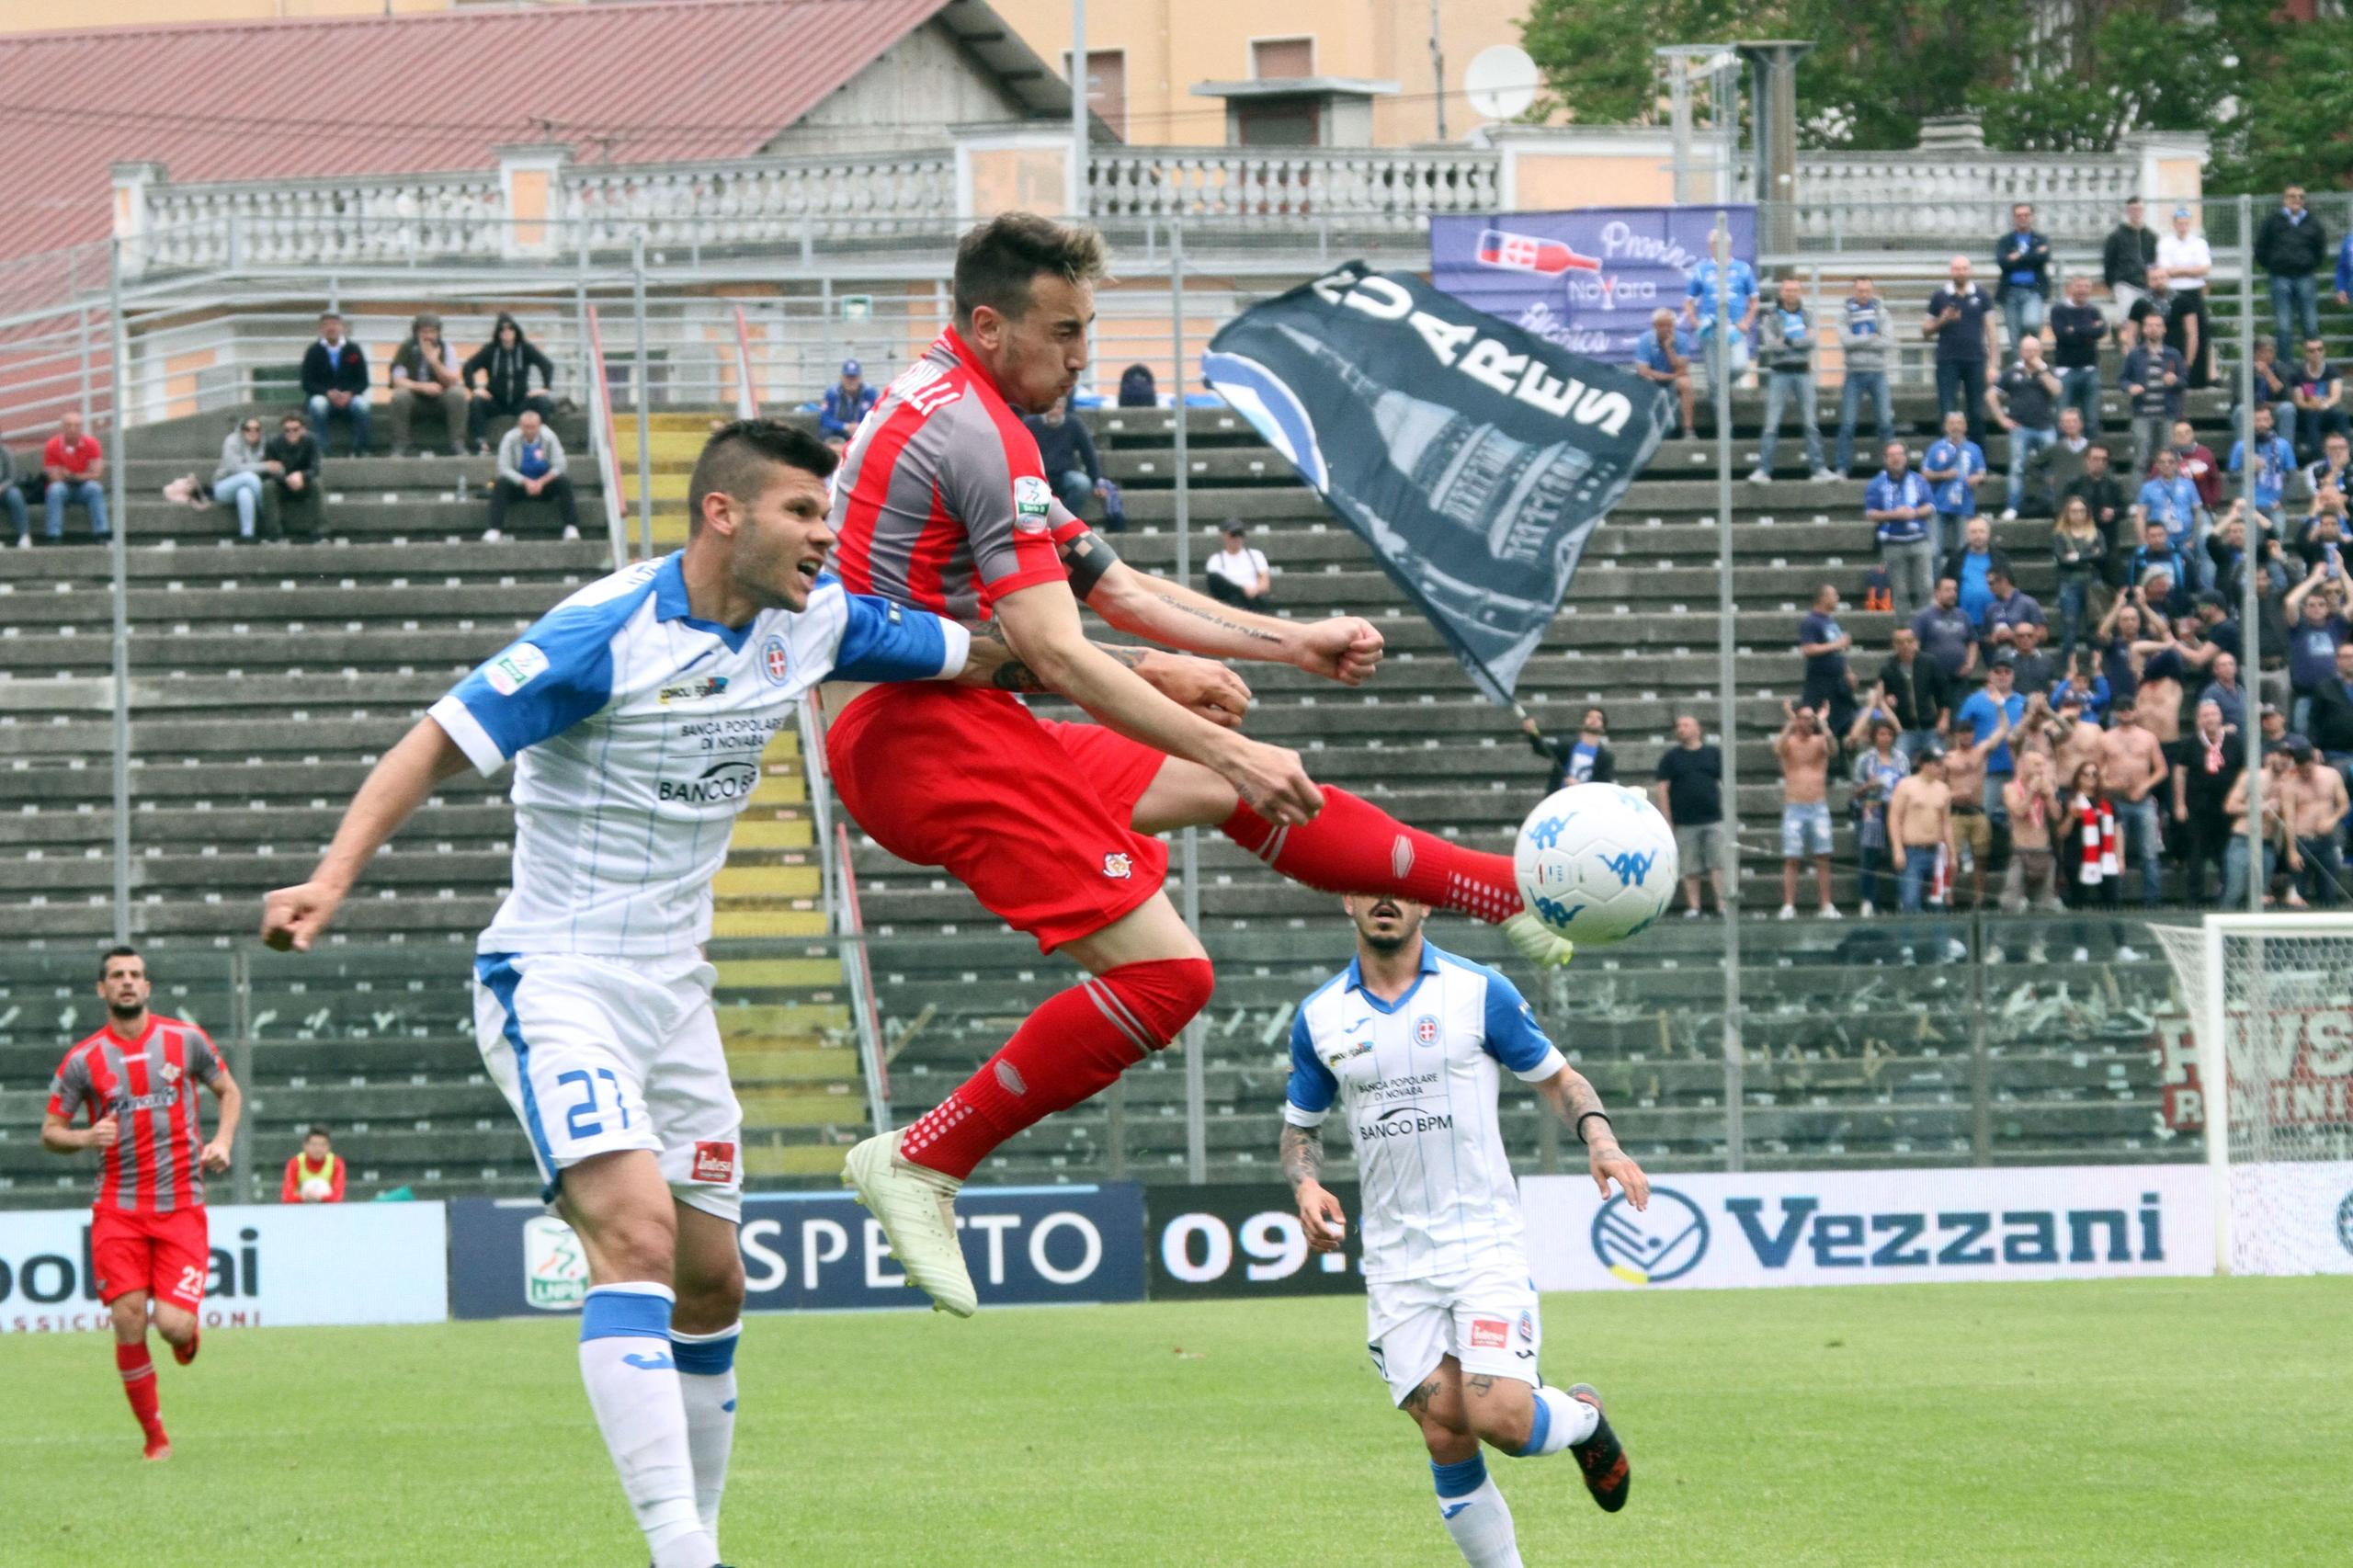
[1203,261,1673,702]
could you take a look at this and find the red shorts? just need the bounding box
[90,1207,210,1312]
[827,685,1170,953]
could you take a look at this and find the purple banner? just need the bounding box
[1430,207,1758,363]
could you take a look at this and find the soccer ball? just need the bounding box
[1513,783,1677,945]
[301,1176,333,1202]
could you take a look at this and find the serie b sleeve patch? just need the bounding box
[1013,474,1053,532]
[483,642,551,696]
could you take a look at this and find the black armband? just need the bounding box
[1059,528,1120,601]
[1575,1109,1613,1145]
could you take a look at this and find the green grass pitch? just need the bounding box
[3,1278,2348,1566]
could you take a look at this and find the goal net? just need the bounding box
[2151,915,2353,1276]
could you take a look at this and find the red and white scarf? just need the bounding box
[2072,792,2120,884]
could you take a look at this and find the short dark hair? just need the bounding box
[1582,706,1607,726]
[951,212,1108,328]
[97,944,142,983]
[318,310,341,322]
[686,419,838,535]
[305,1124,332,1142]
[280,409,305,425]
[2087,441,2111,458]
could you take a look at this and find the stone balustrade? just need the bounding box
[1089,147,1500,227]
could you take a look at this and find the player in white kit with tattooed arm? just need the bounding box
[1282,893,1651,1568]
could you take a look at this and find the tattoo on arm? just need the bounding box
[1155,591,1285,646]
[970,619,1148,694]
[1543,1068,1614,1145]
[1279,1122,1324,1193]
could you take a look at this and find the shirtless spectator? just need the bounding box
[1941,702,2011,910]
[2172,699,2241,904]
[1774,701,1839,919]
[2223,749,2295,907]
[1998,752,2064,959]
[2281,738,2350,903]
[1887,748,1955,915]
[2052,690,2108,786]
[2100,695,2172,903]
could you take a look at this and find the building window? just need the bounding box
[1063,48,1127,140]
[1251,37,1313,81]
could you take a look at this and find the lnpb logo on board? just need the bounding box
[1591,1185,1709,1284]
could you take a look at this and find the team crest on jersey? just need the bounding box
[159,1062,181,1085]
[1013,475,1052,532]
[1469,1318,1508,1348]
[760,634,791,687]
[1102,852,1133,880]
[1412,1014,1441,1047]
[484,642,550,696]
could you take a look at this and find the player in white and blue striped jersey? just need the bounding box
[258,421,1032,1568]
[1281,892,1652,1567]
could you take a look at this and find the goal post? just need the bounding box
[2152,914,2353,1277]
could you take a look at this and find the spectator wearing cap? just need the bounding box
[1866,440,1937,622]
[389,312,468,457]
[1833,277,1895,474]
[1990,331,2062,521]
[2102,197,2160,347]
[462,313,558,456]
[2157,205,2214,386]
[818,358,877,445]
[1925,256,1999,447]
[1993,203,2052,354]
[300,311,371,455]
[1204,521,1271,608]
[1023,395,1108,522]
[2256,184,2329,358]
[1959,653,2028,824]
[2049,274,2107,432]
[1632,308,1698,440]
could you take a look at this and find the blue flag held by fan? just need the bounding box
[1202,262,1672,703]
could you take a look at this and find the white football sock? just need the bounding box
[576,1283,716,1568]
[1515,1384,1597,1458]
[671,1323,741,1540]
[1433,1457,1522,1568]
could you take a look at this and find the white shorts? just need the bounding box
[1366,1261,1544,1407]
[473,949,745,1223]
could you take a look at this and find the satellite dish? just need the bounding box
[1464,44,1539,122]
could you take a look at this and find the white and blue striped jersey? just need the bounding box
[428,552,969,957]
[1284,941,1565,1282]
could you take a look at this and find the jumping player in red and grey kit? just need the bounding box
[829,212,1573,1315]
[40,946,241,1460]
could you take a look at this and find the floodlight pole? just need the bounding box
[108,240,131,942]
[2236,195,2261,914]
[1070,0,1088,221]
[1712,214,1745,1171]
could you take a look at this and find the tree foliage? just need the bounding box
[1515,0,2353,192]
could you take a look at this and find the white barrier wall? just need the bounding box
[0,1202,449,1333]
[1521,1165,2214,1291]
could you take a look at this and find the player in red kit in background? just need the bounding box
[40,946,241,1460]
[828,213,1572,1316]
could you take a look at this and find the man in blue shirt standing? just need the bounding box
[1957,654,2027,823]
[1682,252,1758,389]
[2136,445,2206,584]
[1993,203,2052,356]
[1924,256,1999,448]
[1866,440,1937,621]
[1920,410,1985,559]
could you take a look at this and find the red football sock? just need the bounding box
[1221,787,1521,923]
[116,1342,164,1438]
[901,958,1214,1180]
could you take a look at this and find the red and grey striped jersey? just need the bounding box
[46,1017,225,1214]
[828,326,1086,621]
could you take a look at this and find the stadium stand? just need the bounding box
[2,312,2229,1204]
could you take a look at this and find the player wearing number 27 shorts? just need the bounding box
[1279,893,1652,1568]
